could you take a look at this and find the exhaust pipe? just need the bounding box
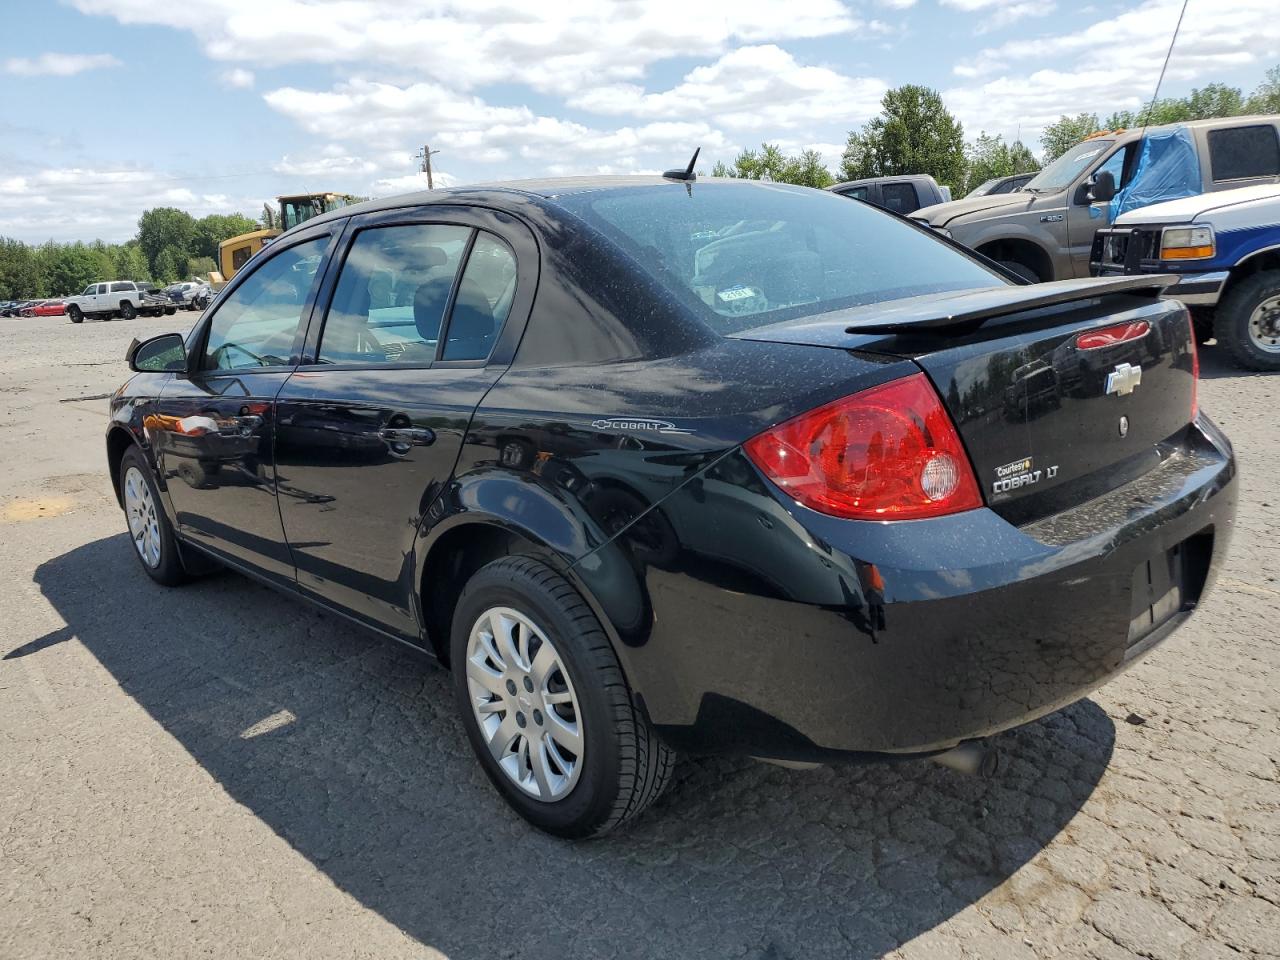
[930,741,1000,778]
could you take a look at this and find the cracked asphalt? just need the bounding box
[1,311,1277,960]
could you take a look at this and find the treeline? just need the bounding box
[713,65,1280,194]
[0,206,258,300]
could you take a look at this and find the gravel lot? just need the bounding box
[1,310,1277,960]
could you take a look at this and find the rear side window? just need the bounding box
[881,182,918,213]
[557,183,1002,334]
[110,282,133,293]
[441,233,517,360]
[1208,125,1280,181]
[317,223,470,365]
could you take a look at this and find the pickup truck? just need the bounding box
[913,114,1280,283]
[827,175,951,215]
[65,281,177,323]
[1091,183,1280,370]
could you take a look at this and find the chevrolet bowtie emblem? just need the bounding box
[1105,362,1142,397]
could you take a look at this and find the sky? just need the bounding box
[0,0,1277,243]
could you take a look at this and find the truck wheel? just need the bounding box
[68,305,83,324]
[119,301,137,320]
[1189,306,1215,345]
[998,260,1041,284]
[165,307,176,316]
[451,556,676,838]
[1215,270,1280,371]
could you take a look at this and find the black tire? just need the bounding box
[165,306,176,316]
[1214,270,1280,371]
[119,300,137,320]
[999,259,1041,284]
[68,305,83,324]
[118,446,189,587]
[1189,306,1215,345]
[450,556,675,838]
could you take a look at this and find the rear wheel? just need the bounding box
[68,305,83,324]
[119,446,189,586]
[1215,270,1280,371]
[119,300,137,320]
[451,556,675,838]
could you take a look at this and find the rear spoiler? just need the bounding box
[846,275,1177,335]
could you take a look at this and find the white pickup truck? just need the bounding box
[65,281,176,324]
[1091,183,1280,370]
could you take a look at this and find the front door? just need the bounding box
[149,231,335,584]
[274,213,531,638]
[1066,141,1137,277]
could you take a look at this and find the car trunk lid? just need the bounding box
[729,278,1197,523]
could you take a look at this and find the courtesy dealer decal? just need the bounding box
[992,456,1059,494]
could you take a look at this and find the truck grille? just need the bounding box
[1091,227,1163,274]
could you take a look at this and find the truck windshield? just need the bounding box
[1025,139,1115,193]
[557,182,1003,334]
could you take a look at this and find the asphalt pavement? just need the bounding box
[0,310,1276,959]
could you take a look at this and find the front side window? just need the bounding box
[317,223,471,365]
[1209,125,1280,181]
[839,186,869,201]
[203,236,328,371]
[81,284,96,296]
[557,182,1002,334]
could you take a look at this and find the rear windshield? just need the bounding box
[556,182,1003,334]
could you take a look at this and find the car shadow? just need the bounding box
[1197,341,1272,380]
[32,536,1115,960]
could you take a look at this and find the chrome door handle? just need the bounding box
[379,426,435,446]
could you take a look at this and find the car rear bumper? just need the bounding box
[575,418,1236,761]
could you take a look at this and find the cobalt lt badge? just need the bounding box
[1118,415,1129,438]
[1105,362,1142,396]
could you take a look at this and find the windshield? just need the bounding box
[556,182,1004,335]
[1025,139,1115,193]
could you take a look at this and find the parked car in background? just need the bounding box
[133,283,179,317]
[1091,182,1280,370]
[65,281,153,323]
[165,281,211,310]
[913,115,1280,283]
[31,299,66,317]
[109,176,1232,838]
[965,173,1035,199]
[827,175,951,215]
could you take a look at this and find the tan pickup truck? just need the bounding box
[912,115,1280,282]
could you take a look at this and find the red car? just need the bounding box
[31,299,66,317]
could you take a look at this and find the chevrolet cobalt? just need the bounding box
[108,176,1235,837]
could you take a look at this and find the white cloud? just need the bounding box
[567,45,886,131]
[3,52,121,76]
[69,0,859,93]
[219,67,254,88]
[947,0,1280,144]
[876,0,916,8]
[273,154,379,177]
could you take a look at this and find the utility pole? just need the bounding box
[417,144,441,190]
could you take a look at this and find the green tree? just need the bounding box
[716,144,833,187]
[193,213,258,260]
[114,243,150,282]
[838,85,965,188]
[46,243,99,295]
[1245,65,1280,113]
[1040,113,1102,161]
[154,245,187,283]
[186,255,217,280]
[0,238,42,299]
[137,207,197,277]
[962,132,1042,195]
[780,149,835,188]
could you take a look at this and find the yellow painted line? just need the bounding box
[1216,576,1280,600]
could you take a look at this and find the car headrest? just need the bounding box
[446,279,497,344]
[413,277,454,341]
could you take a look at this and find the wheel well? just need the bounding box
[976,238,1053,282]
[1222,249,1280,303]
[420,523,545,665]
[105,427,136,507]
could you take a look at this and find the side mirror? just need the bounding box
[1088,170,1117,204]
[127,333,187,373]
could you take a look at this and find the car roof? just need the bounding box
[827,174,938,191]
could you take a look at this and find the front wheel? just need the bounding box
[998,260,1041,284]
[119,446,189,586]
[68,305,83,324]
[1215,270,1280,371]
[451,556,675,838]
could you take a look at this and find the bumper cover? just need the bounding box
[574,419,1236,761]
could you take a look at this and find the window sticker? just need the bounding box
[717,285,758,302]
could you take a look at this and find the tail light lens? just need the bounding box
[1188,313,1200,420]
[744,373,983,520]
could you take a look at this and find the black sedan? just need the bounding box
[108,175,1235,838]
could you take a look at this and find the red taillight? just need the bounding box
[1076,320,1150,350]
[743,373,983,521]
[1188,314,1200,420]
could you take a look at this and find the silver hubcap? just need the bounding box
[1247,295,1280,353]
[465,606,583,801]
[123,466,162,568]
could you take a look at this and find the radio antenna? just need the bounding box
[1139,0,1189,138]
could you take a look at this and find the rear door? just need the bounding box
[149,226,338,584]
[273,205,537,639]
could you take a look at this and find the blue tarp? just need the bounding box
[1109,126,1202,220]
